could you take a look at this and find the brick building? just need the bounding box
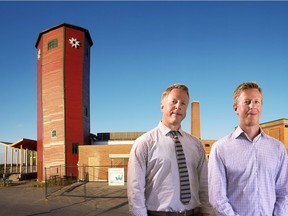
[35,23,93,181]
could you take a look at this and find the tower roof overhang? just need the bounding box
[35,23,93,48]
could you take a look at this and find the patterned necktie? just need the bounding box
[170,131,191,204]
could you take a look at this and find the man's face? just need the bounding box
[161,88,189,130]
[234,88,262,127]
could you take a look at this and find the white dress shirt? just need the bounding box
[127,122,212,215]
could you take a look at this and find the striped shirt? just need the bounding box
[208,126,288,216]
[127,122,212,216]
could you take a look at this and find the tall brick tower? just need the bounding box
[35,23,93,181]
[191,101,201,139]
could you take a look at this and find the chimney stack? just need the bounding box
[191,101,201,139]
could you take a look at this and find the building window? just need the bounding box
[48,39,58,50]
[72,143,79,154]
[51,130,57,138]
[205,144,210,147]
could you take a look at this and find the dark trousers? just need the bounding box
[147,207,202,216]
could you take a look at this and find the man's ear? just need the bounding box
[233,104,238,114]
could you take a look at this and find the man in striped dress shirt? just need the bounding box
[208,82,288,216]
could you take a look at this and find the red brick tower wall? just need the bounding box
[36,24,92,181]
[36,37,43,180]
[64,27,91,176]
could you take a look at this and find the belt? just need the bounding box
[148,207,201,216]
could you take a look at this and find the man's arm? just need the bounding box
[127,140,148,216]
[197,148,213,215]
[208,144,239,216]
[273,144,288,216]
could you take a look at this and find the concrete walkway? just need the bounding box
[0,181,129,216]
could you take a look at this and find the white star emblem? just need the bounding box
[37,49,41,60]
[69,37,80,48]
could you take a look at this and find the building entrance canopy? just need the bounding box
[0,138,37,151]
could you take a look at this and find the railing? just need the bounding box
[44,165,128,199]
[1,165,37,176]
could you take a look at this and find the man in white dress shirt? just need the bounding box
[127,84,212,216]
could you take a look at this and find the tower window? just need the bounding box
[48,39,58,50]
[51,130,57,138]
[72,143,79,154]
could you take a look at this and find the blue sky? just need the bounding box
[1,1,288,162]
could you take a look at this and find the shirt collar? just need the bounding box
[234,125,265,140]
[234,126,244,138]
[158,121,183,137]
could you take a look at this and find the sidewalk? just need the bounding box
[0,181,129,216]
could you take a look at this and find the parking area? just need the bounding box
[0,181,129,216]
